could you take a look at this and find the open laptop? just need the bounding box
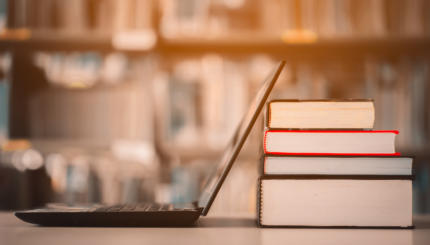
[15,61,286,226]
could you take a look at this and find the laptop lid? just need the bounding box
[198,61,285,215]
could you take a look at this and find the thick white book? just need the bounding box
[258,176,413,228]
[263,155,413,176]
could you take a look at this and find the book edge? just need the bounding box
[265,130,399,134]
[259,224,414,229]
[267,128,373,131]
[259,175,415,180]
[263,154,414,158]
[264,152,402,156]
[267,99,375,103]
[262,155,414,176]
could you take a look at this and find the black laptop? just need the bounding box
[15,61,286,227]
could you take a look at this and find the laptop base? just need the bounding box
[15,204,202,227]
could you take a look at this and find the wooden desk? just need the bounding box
[2,212,430,245]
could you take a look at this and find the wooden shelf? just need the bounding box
[0,30,113,52]
[157,35,430,58]
[1,30,430,58]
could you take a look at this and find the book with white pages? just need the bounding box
[262,155,413,176]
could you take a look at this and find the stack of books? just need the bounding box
[258,99,414,228]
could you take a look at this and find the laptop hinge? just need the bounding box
[192,201,204,212]
[192,201,199,208]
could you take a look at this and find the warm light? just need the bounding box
[281,29,318,44]
[0,28,31,40]
[1,139,31,151]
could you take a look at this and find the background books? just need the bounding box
[6,0,154,34]
[3,0,430,38]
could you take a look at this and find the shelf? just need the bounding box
[157,35,430,58]
[1,30,430,58]
[0,30,113,52]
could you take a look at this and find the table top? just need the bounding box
[2,212,430,245]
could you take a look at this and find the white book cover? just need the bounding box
[258,177,413,227]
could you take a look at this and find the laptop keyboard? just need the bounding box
[93,203,196,212]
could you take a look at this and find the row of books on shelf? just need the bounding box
[365,60,429,150]
[258,100,413,227]
[5,0,153,34]
[23,54,430,155]
[158,57,430,154]
[263,0,430,39]
[3,0,430,38]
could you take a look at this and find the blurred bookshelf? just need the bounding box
[0,30,113,52]
[158,36,430,58]
[0,0,430,214]
[1,31,430,58]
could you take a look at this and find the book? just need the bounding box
[260,226,413,244]
[266,99,375,129]
[262,155,413,176]
[263,130,399,155]
[258,175,413,228]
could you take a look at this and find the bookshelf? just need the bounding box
[1,0,430,213]
[0,31,112,52]
[1,31,430,58]
[158,36,430,57]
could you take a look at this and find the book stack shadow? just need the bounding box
[258,100,414,228]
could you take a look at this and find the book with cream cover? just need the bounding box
[257,175,413,228]
[263,130,399,156]
[266,99,375,129]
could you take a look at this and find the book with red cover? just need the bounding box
[263,130,400,156]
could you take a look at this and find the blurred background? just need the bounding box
[0,0,430,215]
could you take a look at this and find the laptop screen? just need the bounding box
[198,61,285,215]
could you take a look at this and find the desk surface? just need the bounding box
[2,212,430,245]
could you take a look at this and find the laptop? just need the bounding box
[15,61,286,227]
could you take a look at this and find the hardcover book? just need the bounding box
[257,175,413,228]
[262,155,413,176]
[263,130,399,155]
[266,99,375,129]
